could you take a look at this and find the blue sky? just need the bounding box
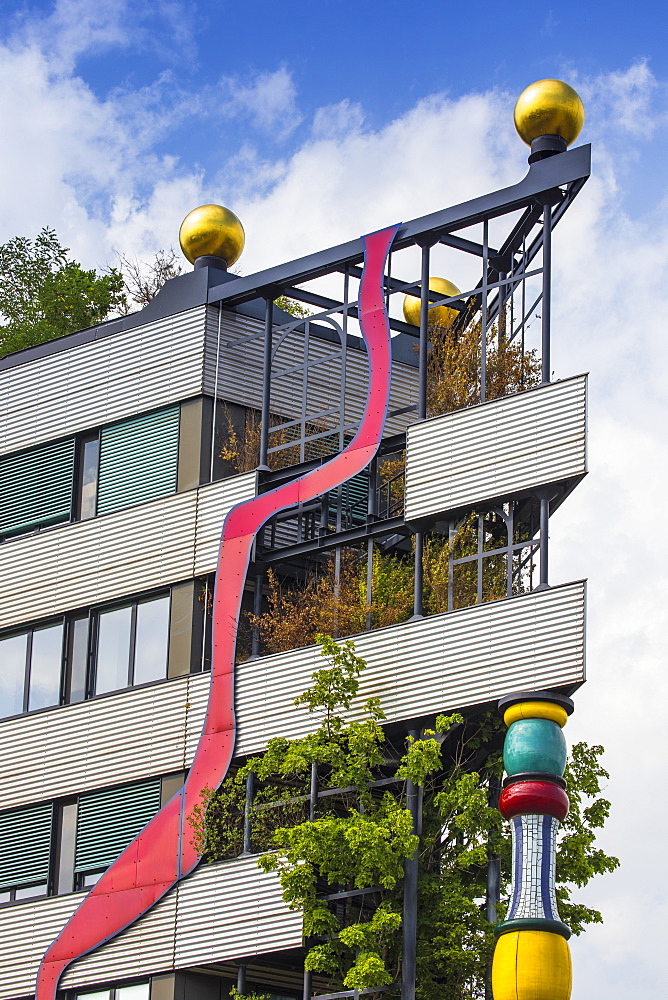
[1,3,667,998]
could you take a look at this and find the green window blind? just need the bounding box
[0,438,75,538]
[97,406,180,515]
[74,778,161,874]
[0,801,54,889]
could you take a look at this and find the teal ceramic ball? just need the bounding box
[504,718,567,777]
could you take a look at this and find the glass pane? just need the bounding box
[133,595,170,685]
[28,623,63,711]
[117,985,150,1000]
[0,633,27,717]
[80,435,100,520]
[74,992,109,1000]
[95,606,131,695]
[56,802,78,894]
[67,616,89,703]
[14,882,47,899]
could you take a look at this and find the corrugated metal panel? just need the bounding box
[174,855,303,966]
[0,437,75,537]
[0,801,53,889]
[0,675,193,810]
[203,307,418,439]
[75,778,161,873]
[405,375,587,520]
[61,886,178,988]
[232,581,586,756]
[0,307,207,458]
[0,857,299,995]
[0,472,256,630]
[0,893,80,999]
[97,407,180,514]
[193,470,257,576]
[0,584,584,812]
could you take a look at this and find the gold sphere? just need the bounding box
[513,79,585,147]
[403,277,461,329]
[179,204,245,266]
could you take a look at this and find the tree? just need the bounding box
[192,638,618,1000]
[0,227,125,358]
[117,248,183,311]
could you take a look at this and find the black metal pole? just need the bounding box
[541,203,552,385]
[418,244,430,421]
[485,777,501,1000]
[402,730,422,1000]
[237,964,247,995]
[259,296,274,470]
[242,771,254,854]
[412,533,424,618]
[481,220,488,404]
[302,761,319,1000]
[250,570,263,658]
[539,494,550,589]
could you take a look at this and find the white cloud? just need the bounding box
[0,11,665,993]
[217,67,303,140]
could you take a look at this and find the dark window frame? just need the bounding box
[0,587,174,722]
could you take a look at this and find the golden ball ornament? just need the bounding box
[513,79,585,147]
[403,277,461,329]
[179,204,245,266]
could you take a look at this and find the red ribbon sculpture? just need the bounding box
[36,223,400,997]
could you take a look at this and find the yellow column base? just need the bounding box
[492,930,572,1000]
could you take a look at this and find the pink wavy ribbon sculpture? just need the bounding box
[36,223,400,997]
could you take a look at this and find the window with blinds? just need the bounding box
[0,801,53,892]
[74,778,162,876]
[97,406,180,515]
[0,438,75,539]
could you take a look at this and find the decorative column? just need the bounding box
[491,690,574,1000]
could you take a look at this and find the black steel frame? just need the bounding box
[205,145,591,1000]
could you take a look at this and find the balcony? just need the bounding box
[405,374,587,522]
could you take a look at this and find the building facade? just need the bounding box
[0,136,590,999]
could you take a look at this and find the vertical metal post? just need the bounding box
[539,494,550,588]
[309,761,318,822]
[402,730,422,1000]
[258,296,274,470]
[485,777,501,923]
[366,457,377,631]
[413,243,430,622]
[498,271,506,347]
[541,203,552,385]
[250,569,263,658]
[485,777,501,1000]
[418,244,430,421]
[302,761,319,1000]
[413,533,424,618]
[242,771,254,854]
[481,220,489,404]
[237,964,247,995]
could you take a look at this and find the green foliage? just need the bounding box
[0,227,125,357]
[275,294,312,318]
[192,640,618,1000]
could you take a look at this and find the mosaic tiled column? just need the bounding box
[491,690,574,1000]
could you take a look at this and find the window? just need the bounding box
[0,775,181,904]
[0,403,182,542]
[74,778,162,888]
[0,590,172,721]
[94,594,171,695]
[73,984,150,1000]
[0,801,53,902]
[0,622,64,717]
[0,438,76,540]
